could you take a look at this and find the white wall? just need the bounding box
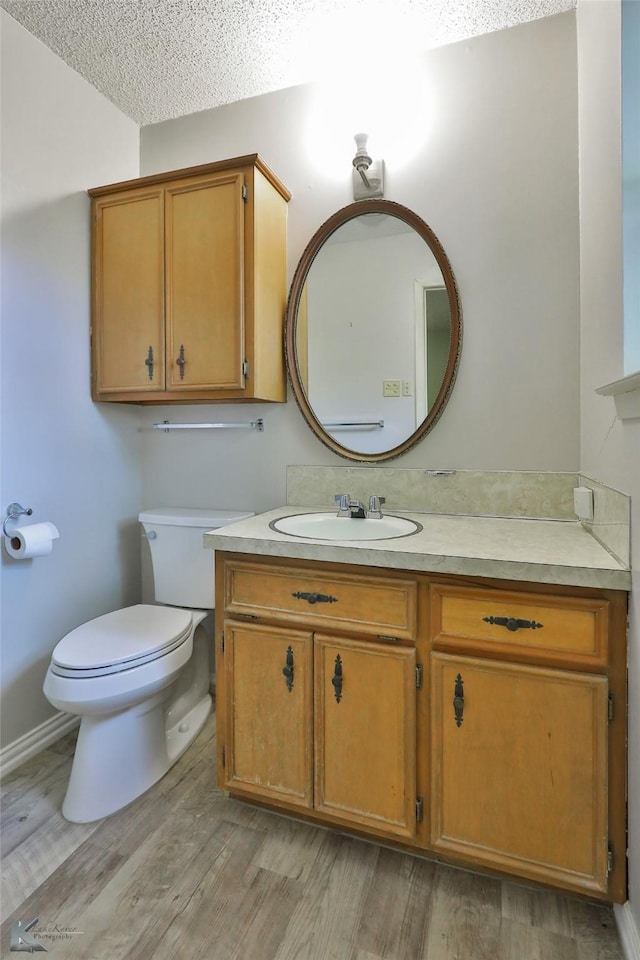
[0,12,142,747]
[577,0,640,932]
[139,11,581,513]
[623,0,640,375]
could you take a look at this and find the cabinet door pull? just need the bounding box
[482,615,544,632]
[145,345,154,380]
[292,591,338,605]
[332,655,343,703]
[453,673,464,727]
[282,645,294,692]
[176,344,186,380]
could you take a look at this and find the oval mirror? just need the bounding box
[285,200,462,462]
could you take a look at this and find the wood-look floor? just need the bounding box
[0,714,624,960]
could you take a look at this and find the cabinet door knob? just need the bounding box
[282,645,294,692]
[176,344,186,380]
[453,672,464,727]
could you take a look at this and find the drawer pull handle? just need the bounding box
[332,655,343,703]
[282,645,294,693]
[453,673,464,727]
[482,616,544,632]
[292,591,338,605]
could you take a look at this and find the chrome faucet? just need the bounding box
[367,495,386,519]
[335,493,385,518]
[348,499,367,518]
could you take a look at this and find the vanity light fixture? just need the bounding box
[352,133,384,200]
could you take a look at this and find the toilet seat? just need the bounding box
[51,605,193,679]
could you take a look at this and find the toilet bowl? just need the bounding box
[43,507,253,823]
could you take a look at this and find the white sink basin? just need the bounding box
[270,512,422,541]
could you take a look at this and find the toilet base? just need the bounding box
[167,694,212,764]
[62,691,212,823]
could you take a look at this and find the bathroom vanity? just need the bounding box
[206,504,630,904]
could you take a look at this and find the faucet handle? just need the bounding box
[334,493,351,516]
[367,495,386,518]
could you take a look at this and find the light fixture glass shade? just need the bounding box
[352,133,384,200]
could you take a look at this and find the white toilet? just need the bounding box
[43,507,253,823]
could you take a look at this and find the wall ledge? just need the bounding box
[596,371,640,420]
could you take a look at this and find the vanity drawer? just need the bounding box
[224,560,417,640]
[430,583,608,667]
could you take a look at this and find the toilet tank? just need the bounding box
[139,508,254,609]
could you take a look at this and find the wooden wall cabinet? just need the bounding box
[215,553,627,902]
[88,155,290,404]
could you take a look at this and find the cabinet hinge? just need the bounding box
[220,632,225,653]
[221,746,226,768]
[608,692,615,721]
[242,359,249,378]
[242,184,248,202]
[416,663,423,689]
[415,796,424,823]
[608,843,614,875]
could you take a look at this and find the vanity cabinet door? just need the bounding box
[223,621,313,809]
[314,634,418,839]
[431,652,609,894]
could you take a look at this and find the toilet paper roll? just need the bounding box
[4,522,60,559]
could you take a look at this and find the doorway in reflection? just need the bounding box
[415,285,450,422]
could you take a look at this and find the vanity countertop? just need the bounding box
[204,506,630,591]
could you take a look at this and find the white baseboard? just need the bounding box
[0,712,79,778]
[616,901,640,960]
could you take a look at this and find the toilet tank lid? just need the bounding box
[139,507,255,528]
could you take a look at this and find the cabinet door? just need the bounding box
[165,173,245,391]
[431,653,609,893]
[93,189,165,394]
[315,634,417,838]
[223,621,313,808]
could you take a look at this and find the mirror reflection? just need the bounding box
[286,200,462,462]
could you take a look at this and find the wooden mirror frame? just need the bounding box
[285,199,463,462]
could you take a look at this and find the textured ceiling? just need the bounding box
[1,0,575,126]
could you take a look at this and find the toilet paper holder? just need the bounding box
[3,502,33,537]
